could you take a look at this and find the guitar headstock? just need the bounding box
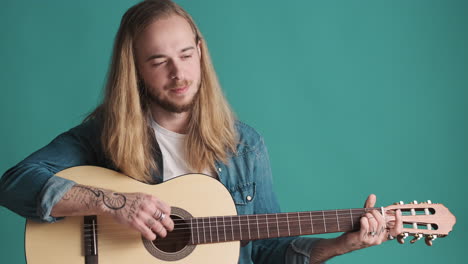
[384,200,456,246]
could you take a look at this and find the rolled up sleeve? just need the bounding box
[0,119,100,222]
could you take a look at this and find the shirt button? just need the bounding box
[246,195,252,201]
[218,167,222,172]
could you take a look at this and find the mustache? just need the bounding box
[170,79,193,89]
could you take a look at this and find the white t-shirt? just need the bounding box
[151,120,214,181]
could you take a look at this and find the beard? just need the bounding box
[147,79,200,114]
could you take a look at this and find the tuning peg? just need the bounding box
[397,233,409,244]
[410,200,418,204]
[410,233,423,244]
[425,235,437,246]
[427,200,432,204]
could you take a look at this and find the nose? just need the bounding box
[169,60,184,80]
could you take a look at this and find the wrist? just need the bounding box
[309,237,348,263]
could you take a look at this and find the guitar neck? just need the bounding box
[188,208,368,244]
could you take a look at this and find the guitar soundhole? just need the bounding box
[152,215,190,252]
[142,207,195,261]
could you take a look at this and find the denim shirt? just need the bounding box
[0,118,321,263]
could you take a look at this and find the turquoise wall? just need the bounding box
[1,0,466,263]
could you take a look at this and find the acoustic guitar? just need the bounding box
[25,166,456,263]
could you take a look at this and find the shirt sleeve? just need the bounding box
[250,137,324,264]
[0,119,101,222]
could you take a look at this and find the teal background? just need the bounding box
[1,0,466,263]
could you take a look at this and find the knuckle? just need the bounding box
[136,211,145,219]
[142,203,153,212]
[142,194,153,202]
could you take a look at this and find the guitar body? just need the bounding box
[25,166,240,264]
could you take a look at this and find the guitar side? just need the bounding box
[25,166,240,264]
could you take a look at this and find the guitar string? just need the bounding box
[80,219,366,241]
[80,214,377,233]
[80,208,379,230]
[81,211,397,232]
[81,222,357,245]
[81,220,362,236]
[80,216,402,242]
[87,225,421,249]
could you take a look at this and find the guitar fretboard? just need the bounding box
[188,208,369,244]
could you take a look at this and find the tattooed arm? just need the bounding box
[50,184,174,240]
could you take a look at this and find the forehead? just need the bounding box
[136,15,196,53]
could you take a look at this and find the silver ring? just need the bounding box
[369,231,377,237]
[388,234,395,240]
[159,212,166,221]
[153,210,162,220]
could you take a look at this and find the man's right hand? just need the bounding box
[51,184,174,241]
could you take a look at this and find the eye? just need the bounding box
[152,60,167,67]
[181,54,192,60]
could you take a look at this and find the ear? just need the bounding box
[197,39,202,59]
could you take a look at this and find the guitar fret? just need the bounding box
[207,217,213,243]
[298,212,302,235]
[222,216,226,242]
[256,215,260,239]
[196,218,200,244]
[322,211,327,232]
[202,218,206,243]
[349,209,354,230]
[239,216,242,240]
[247,216,251,239]
[310,211,314,234]
[231,216,234,241]
[275,214,280,237]
[336,210,340,231]
[216,217,219,242]
[190,218,194,245]
[265,214,270,238]
[286,213,291,236]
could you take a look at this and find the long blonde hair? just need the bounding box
[88,0,237,182]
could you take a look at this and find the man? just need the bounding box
[0,0,402,263]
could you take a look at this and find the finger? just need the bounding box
[157,200,172,216]
[151,221,168,238]
[365,213,378,239]
[369,210,387,243]
[135,219,157,241]
[151,199,174,231]
[359,215,370,240]
[160,212,175,231]
[370,209,386,231]
[149,196,171,215]
[389,209,403,237]
[364,194,376,208]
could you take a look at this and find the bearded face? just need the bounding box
[135,15,202,114]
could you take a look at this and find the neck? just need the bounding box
[187,208,373,245]
[151,105,190,134]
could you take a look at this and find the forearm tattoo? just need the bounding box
[63,185,126,210]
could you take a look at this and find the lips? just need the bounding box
[171,86,188,94]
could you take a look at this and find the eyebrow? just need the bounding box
[145,46,195,62]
